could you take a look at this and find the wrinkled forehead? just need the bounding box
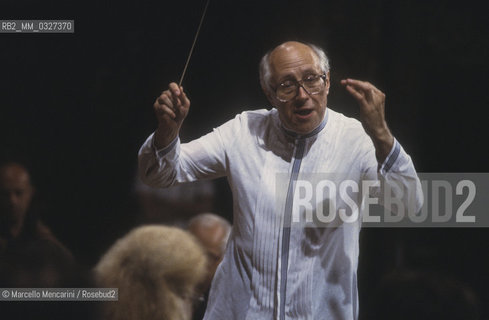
[268,42,321,79]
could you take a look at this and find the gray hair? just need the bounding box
[259,42,330,95]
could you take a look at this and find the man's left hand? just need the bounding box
[341,78,395,163]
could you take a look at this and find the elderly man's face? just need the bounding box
[0,164,34,232]
[267,42,330,134]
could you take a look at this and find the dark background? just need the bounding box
[1,0,488,317]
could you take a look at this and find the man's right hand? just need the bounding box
[153,82,190,149]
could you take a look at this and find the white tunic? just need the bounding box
[138,107,423,320]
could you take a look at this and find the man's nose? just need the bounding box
[296,85,310,101]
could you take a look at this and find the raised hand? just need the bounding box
[153,82,190,149]
[341,78,394,162]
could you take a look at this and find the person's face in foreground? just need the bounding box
[268,42,330,134]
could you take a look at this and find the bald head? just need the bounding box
[0,163,34,237]
[259,41,330,95]
[188,213,231,291]
[270,42,319,71]
[188,213,231,257]
[270,41,316,57]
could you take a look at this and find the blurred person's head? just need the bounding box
[94,225,208,320]
[0,162,35,238]
[188,213,231,292]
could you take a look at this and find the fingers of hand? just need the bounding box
[170,83,190,109]
[342,78,371,90]
[168,83,191,110]
[168,82,181,96]
[345,84,365,102]
[170,87,190,120]
[154,98,177,119]
[154,83,191,121]
[155,92,177,119]
[157,91,174,108]
[154,102,177,119]
[171,90,182,110]
[168,82,183,111]
[345,85,372,112]
[179,87,190,109]
[342,78,385,107]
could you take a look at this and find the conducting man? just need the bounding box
[139,41,423,320]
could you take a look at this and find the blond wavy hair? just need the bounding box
[94,225,207,320]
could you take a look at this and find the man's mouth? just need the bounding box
[294,109,314,119]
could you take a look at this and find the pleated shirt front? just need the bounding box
[138,107,422,320]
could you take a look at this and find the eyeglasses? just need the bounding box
[274,73,327,102]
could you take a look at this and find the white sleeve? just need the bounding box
[362,138,424,215]
[138,115,241,188]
